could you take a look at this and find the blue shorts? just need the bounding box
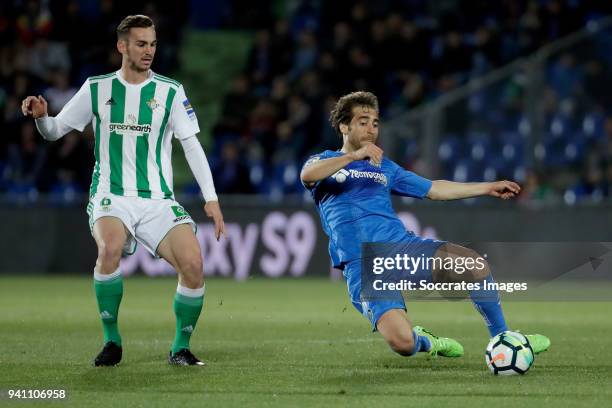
[343,236,445,330]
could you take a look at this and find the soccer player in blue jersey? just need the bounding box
[301,91,550,358]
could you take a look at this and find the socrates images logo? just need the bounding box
[332,169,350,183]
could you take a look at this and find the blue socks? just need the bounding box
[470,275,508,337]
[408,330,431,355]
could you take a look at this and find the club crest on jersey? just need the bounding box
[146,98,159,110]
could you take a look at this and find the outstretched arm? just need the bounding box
[426,180,521,201]
[179,135,225,240]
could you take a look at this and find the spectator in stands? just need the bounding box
[1,0,611,202]
[6,121,47,192]
[43,70,77,115]
[211,142,253,194]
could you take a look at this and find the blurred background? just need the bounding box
[1,0,611,277]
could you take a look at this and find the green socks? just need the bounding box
[94,269,123,346]
[94,274,203,353]
[171,284,205,354]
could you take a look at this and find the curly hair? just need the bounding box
[329,91,379,136]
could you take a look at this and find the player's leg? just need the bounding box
[431,244,550,352]
[377,309,464,357]
[156,224,206,366]
[344,260,423,355]
[91,216,129,366]
[343,258,462,358]
[432,243,550,352]
[432,243,508,337]
[377,309,425,355]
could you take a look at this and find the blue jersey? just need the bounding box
[303,150,432,268]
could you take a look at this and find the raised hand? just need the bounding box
[21,95,48,119]
[350,142,383,167]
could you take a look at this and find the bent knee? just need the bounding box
[177,252,203,287]
[453,248,490,281]
[468,251,490,280]
[179,252,203,275]
[387,334,416,356]
[96,238,125,270]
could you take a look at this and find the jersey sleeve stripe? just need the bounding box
[153,73,180,85]
[153,74,180,88]
[89,72,116,82]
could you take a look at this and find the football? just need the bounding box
[485,331,535,375]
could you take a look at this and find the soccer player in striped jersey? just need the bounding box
[21,15,223,366]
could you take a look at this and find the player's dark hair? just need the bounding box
[330,91,379,136]
[116,15,155,40]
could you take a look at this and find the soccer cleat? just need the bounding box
[525,334,551,354]
[414,326,464,357]
[93,341,122,366]
[168,349,205,366]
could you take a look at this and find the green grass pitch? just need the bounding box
[1,276,610,407]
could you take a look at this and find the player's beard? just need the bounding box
[347,126,377,149]
[127,56,152,73]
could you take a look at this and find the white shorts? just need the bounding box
[86,194,196,257]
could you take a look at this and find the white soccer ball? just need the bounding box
[485,331,534,375]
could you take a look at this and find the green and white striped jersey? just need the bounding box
[57,70,199,199]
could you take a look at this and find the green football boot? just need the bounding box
[525,334,551,355]
[414,326,464,357]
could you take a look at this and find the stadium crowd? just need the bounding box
[1,0,611,204]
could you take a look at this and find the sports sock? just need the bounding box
[470,275,508,337]
[411,330,431,354]
[172,284,205,354]
[94,268,123,346]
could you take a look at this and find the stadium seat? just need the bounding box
[249,162,269,194]
[499,131,524,166]
[546,113,572,142]
[49,182,82,206]
[452,160,480,182]
[564,134,586,163]
[6,183,39,204]
[438,134,464,163]
[467,132,493,163]
[582,112,605,140]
